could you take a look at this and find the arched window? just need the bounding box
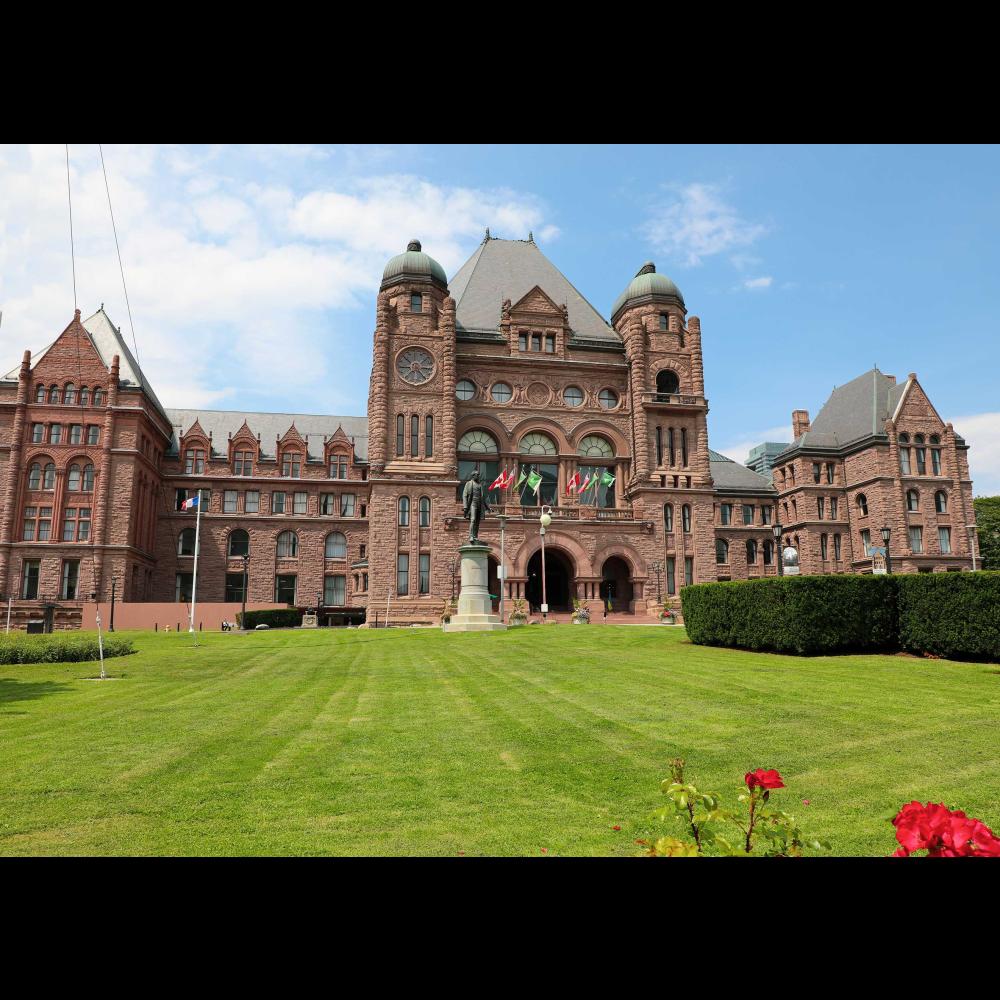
[564,386,584,407]
[682,504,692,533]
[28,463,41,490]
[935,490,948,514]
[79,386,89,406]
[82,464,94,491]
[907,489,919,512]
[663,503,674,532]
[276,531,298,558]
[458,430,498,454]
[35,384,46,403]
[856,493,869,516]
[656,369,680,396]
[577,435,614,459]
[899,433,910,443]
[396,414,405,455]
[64,383,77,405]
[716,539,729,565]
[228,529,250,557]
[598,388,619,409]
[419,497,431,527]
[49,385,60,404]
[490,382,513,404]
[425,416,433,457]
[455,379,476,401]
[519,432,557,456]
[325,531,347,559]
[67,464,81,491]
[746,539,757,565]
[178,527,196,556]
[43,463,55,489]
[92,389,103,407]
[398,497,410,527]
[915,434,925,444]
[763,540,774,565]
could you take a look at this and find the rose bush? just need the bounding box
[892,801,1000,857]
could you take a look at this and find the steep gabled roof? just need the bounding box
[449,237,618,343]
[778,369,908,456]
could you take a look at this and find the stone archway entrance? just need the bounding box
[600,556,634,612]
[526,547,574,613]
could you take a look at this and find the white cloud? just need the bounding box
[713,424,793,467]
[641,182,769,266]
[742,276,773,290]
[950,412,1000,497]
[0,145,557,411]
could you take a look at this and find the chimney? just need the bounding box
[885,374,897,385]
[792,409,811,439]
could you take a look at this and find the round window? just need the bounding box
[598,388,618,410]
[456,379,476,401]
[397,348,435,385]
[491,382,513,404]
[564,386,584,407]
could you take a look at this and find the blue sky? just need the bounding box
[1,143,997,493]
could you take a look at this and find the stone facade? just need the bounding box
[0,237,978,629]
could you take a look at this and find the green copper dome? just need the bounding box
[612,262,684,318]
[381,239,447,290]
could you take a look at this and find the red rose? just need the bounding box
[892,801,1000,857]
[745,768,785,791]
[612,825,621,831]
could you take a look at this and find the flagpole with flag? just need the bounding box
[188,489,202,634]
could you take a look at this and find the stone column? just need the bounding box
[0,350,31,594]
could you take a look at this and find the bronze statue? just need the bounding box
[462,469,492,544]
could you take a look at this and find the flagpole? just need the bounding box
[189,488,202,635]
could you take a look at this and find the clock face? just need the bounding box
[397,348,435,385]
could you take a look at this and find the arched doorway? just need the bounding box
[526,548,574,613]
[600,557,633,612]
[487,556,500,613]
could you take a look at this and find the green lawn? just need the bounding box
[2,626,998,856]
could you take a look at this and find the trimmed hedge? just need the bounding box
[236,609,303,630]
[0,634,135,665]
[682,572,1000,661]
[898,571,1000,661]
[681,575,898,655]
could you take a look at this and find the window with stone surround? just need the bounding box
[459,430,498,454]
[935,490,947,514]
[861,529,872,556]
[856,493,868,516]
[830,497,838,520]
[62,507,91,542]
[35,384,46,403]
[86,426,100,445]
[329,455,349,479]
[813,463,821,484]
[277,531,298,559]
[225,573,246,602]
[491,382,513,404]
[61,560,80,599]
[245,491,260,513]
[411,415,419,456]
[907,489,919,512]
[564,386,584,407]
[178,528,196,557]
[716,539,729,564]
[69,424,82,444]
[49,385,60,404]
[93,390,104,407]
[325,532,347,559]
[31,424,43,443]
[233,450,254,476]
[224,490,238,513]
[664,504,674,532]
[23,506,52,541]
[915,445,926,475]
[598,388,618,410]
[682,505,692,533]
[932,448,942,475]
[419,497,430,527]
[293,492,307,515]
[939,527,952,554]
[817,497,824,519]
[743,504,755,525]
[341,494,356,517]
[325,574,346,606]
[397,553,409,596]
[520,432,557,457]
[821,533,828,561]
[282,452,302,479]
[274,574,297,604]
[21,560,40,599]
[746,539,757,564]
[410,293,423,313]
[720,504,733,526]
[909,526,923,554]
[321,494,336,516]
[425,416,433,458]
[398,497,410,527]
[456,380,476,401]
[396,415,404,456]
[763,540,774,565]
[228,529,250,557]
[518,333,528,352]
[419,553,430,594]
[272,491,286,514]
[834,534,842,561]
[826,463,835,484]
[79,387,89,406]
[762,505,773,524]
[49,425,62,444]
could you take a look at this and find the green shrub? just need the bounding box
[0,634,135,665]
[973,497,1000,571]
[237,609,303,630]
[898,571,1000,661]
[681,575,899,655]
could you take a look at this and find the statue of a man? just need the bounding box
[462,469,492,543]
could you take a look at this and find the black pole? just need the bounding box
[110,578,116,632]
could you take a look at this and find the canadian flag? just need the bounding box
[489,469,509,491]
[566,471,581,494]
[579,473,592,493]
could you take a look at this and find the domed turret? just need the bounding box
[611,262,685,320]
[380,239,447,291]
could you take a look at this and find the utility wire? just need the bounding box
[99,144,141,366]
[65,144,77,311]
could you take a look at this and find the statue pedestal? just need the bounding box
[443,543,507,633]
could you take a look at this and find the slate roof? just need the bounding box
[165,408,369,462]
[449,237,619,343]
[2,307,170,425]
[777,369,908,457]
[709,449,776,492]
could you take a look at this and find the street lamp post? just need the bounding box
[880,526,892,575]
[540,506,553,620]
[651,560,662,602]
[110,577,117,632]
[498,513,507,624]
[773,523,784,577]
[240,553,249,630]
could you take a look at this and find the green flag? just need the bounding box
[514,467,528,491]
[526,470,542,494]
[600,470,616,488]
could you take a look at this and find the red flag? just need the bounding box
[489,468,508,491]
[566,471,581,494]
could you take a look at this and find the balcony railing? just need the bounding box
[640,391,706,407]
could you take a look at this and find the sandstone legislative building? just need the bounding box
[0,236,979,628]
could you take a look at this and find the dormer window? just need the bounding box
[330,455,348,479]
[411,293,423,313]
[233,450,254,476]
[282,452,302,478]
[185,448,205,474]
